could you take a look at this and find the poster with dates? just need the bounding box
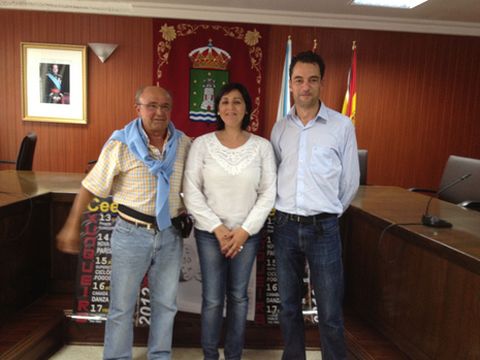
[256,211,318,325]
[73,200,317,326]
[73,196,151,325]
[135,275,151,327]
[254,212,280,324]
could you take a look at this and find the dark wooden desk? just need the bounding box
[0,170,85,359]
[3,172,478,358]
[0,170,83,206]
[343,186,480,359]
[0,170,84,317]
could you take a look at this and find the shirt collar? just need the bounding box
[141,125,171,157]
[140,125,171,145]
[288,101,328,126]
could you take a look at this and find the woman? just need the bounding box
[183,83,276,360]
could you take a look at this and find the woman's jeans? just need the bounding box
[103,217,183,360]
[273,212,346,360]
[195,228,261,360]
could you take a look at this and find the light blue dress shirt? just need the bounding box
[270,102,360,216]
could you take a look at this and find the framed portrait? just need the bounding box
[21,42,87,124]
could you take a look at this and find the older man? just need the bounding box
[57,85,191,359]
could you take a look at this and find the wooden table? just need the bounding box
[0,170,84,317]
[3,172,478,358]
[0,170,83,206]
[343,186,480,359]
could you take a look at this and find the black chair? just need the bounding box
[410,155,480,209]
[459,200,480,211]
[358,149,368,185]
[0,132,37,170]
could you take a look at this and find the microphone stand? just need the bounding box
[421,173,472,228]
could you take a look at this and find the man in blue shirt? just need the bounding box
[270,51,360,360]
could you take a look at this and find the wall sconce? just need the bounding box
[88,43,118,63]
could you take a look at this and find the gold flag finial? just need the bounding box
[312,39,318,52]
[352,40,357,50]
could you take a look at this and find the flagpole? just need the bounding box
[276,36,292,122]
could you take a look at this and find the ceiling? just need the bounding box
[2,0,480,36]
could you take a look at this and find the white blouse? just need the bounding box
[183,132,277,235]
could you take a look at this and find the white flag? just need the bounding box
[276,38,292,122]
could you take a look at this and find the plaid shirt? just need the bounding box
[82,130,191,218]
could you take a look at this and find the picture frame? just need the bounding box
[21,42,87,124]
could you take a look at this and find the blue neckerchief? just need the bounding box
[47,73,62,90]
[109,117,182,230]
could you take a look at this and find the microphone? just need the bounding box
[421,173,472,228]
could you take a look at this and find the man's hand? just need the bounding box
[56,186,95,255]
[56,221,81,254]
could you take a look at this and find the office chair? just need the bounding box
[410,155,480,209]
[459,200,480,212]
[358,149,368,185]
[0,132,37,170]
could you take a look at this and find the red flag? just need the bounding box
[342,42,357,124]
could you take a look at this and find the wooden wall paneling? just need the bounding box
[0,12,21,163]
[263,26,355,136]
[263,25,289,138]
[0,9,152,173]
[1,9,480,188]
[0,17,8,159]
[263,26,480,190]
[361,31,480,188]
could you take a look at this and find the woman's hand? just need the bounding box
[224,227,249,258]
[213,224,233,253]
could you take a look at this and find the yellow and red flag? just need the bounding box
[342,41,357,124]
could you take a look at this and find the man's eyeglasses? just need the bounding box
[137,103,172,112]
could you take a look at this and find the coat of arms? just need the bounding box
[188,40,230,123]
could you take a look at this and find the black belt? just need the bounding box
[276,210,336,224]
[118,204,157,230]
[117,204,188,233]
[119,214,158,230]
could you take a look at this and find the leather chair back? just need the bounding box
[16,133,37,170]
[358,149,368,185]
[438,155,480,204]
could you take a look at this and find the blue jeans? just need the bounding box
[273,212,346,360]
[195,228,261,360]
[103,217,183,360]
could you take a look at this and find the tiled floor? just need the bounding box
[49,345,323,359]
